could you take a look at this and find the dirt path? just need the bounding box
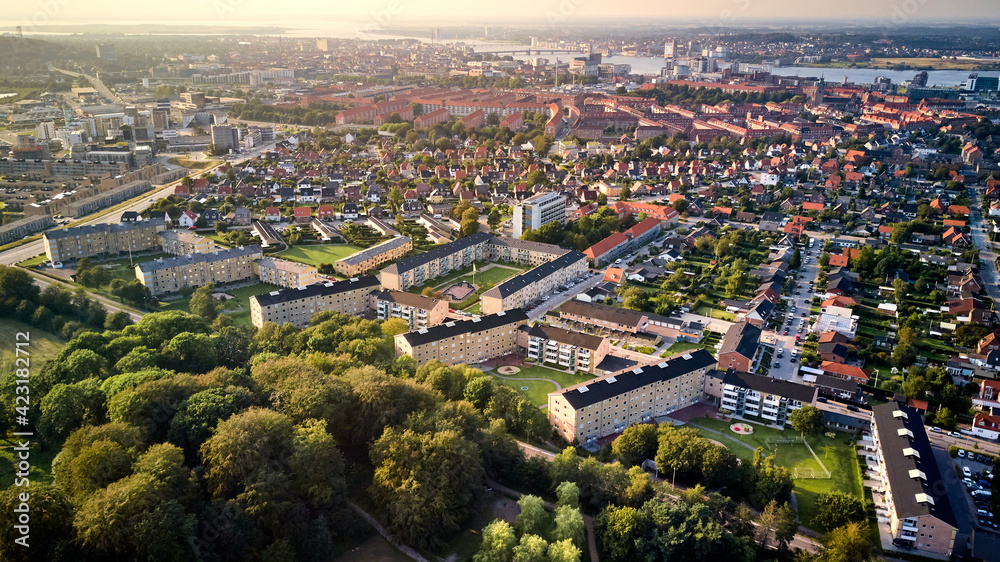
[348,502,429,562]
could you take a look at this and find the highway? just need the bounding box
[50,66,123,105]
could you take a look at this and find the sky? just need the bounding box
[3,0,998,28]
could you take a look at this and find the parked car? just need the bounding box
[964,466,973,478]
[959,449,966,458]
[847,405,860,412]
[930,426,942,433]
[951,431,962,438]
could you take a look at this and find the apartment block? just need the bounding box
[517,324,609,374]
[0,214,54,245]
[335,236,412,277]
[548,349,717,443]
[558,300,649,334]
[512,191,567,239]
[380,232,492,291]
[480,251,588,314]
[252,256,320,289]
[488,236,569,265]
[394,310,528,366]
[158,229,216,256]
[370,289,449,330]
[705,371,816,428]
[136,245,262,296]
[249,276,380,328]
[43,218,165,262]
[871,401,957,557]
[64,180,153,217]
[583,217,662,266]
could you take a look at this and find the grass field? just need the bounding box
[17,254,46,267]
[664,341,704,355]
[493,378,558,407]
[0,320,65,488]
[166,157,221,170]
[490,365,597,407]
[694,306,735,321]
[276,244,364,267]
[161,282,280,326]
[688,416,862,529]
[448,265,521,289]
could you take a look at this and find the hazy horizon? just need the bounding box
[3,0,999,30]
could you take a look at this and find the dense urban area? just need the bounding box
[2,18,1000,562]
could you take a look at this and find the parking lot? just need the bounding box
[526,270,602,321]
[769,241,822,382]
[952,444,996,531]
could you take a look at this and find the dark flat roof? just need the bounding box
[559,349,716,409]
[871,401,957,528]
[374,289,442,310]
[526,324,605,350]
[44,217,164,240]
[399,309,528,347]
[559,300,646,328]
[250,276,380,307]
[381,231,491,275]
[484,251,586,299]
[722,370,817,403]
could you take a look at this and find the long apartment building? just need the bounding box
[370,289,449,330]
[158,229,216,256]
[0,214,54,245]
[517,324,610,374]
[583,217,662,266]
[335,236,413,277]
[480,251,588,314]
[43,218,166,262]
[64,180,153,218]
[135,245,262,296]
[379,232,492,291]
[871,401,957,557]
[394,309,528,366]
[489,235,569,266]
[512,191,567,239]
[252,256,320,289]
[558,300,649,334]
[704,371,816,429]
[249,276,380,328]
[548,349,717,443]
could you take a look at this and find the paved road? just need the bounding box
[527,270,603,321]
[969,193,1000,301]
[51,66,122,105]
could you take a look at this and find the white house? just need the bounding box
[178,210,199,228]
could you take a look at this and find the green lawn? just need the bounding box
[688,416,862,529]
[493,378,558,407]
[276,244,364,267]
[694,306,735,320]
[451,265,521,288]
[664,341,704,355]
[17,254,46,267]
[514,365,598,389]
[161,282,279,326]
[0,320,64,488]
[490,365,598,407]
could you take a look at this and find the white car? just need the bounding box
[964,466,973,478]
